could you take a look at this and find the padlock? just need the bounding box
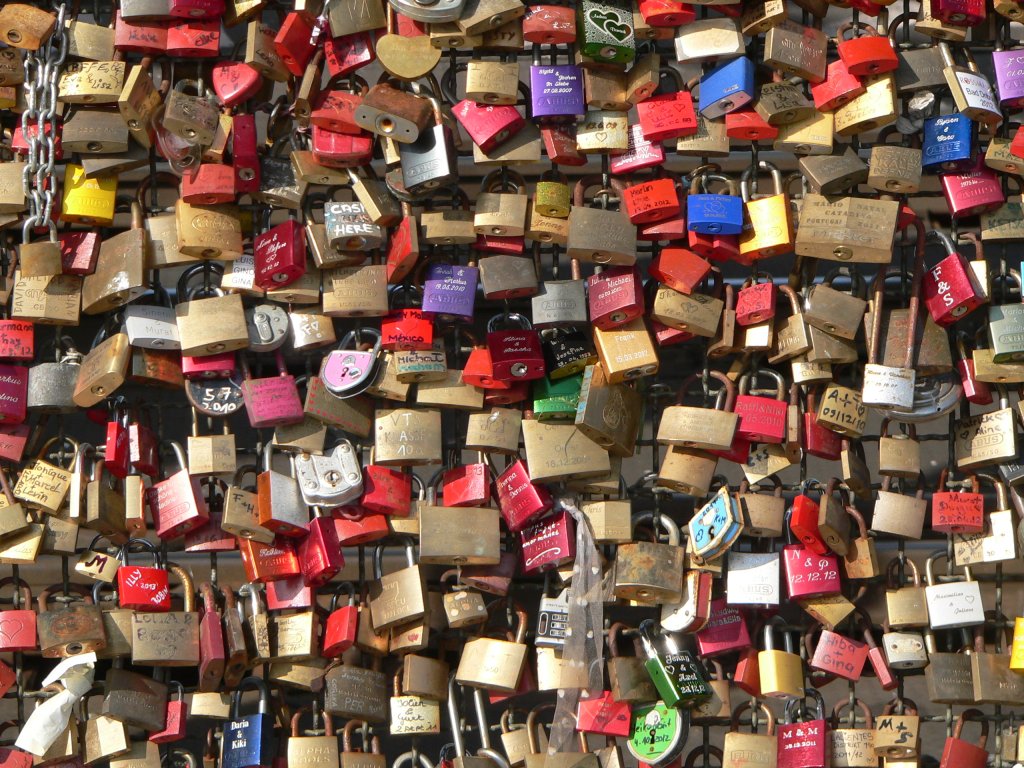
[117,539,170,612]
[220,678,274,768]
[615,512,685,603]
[758,618,803,699]
[830,699,877,768]
[783,544,841,599]
[739,161,793,260]
[873,699,920,759]
[486,313,546,382]
[567,177,637,266]
[939,710,989,768]
[922,112,976,172]
[924,552,985,629]
[658,370,738,451]
[698,56,755,118]
[638,619,711,709]
[837,21,898,75]
[778,691,828,768]
[0,578,35,652]
[37,584,107,658]
[723,702,778,768]
[734,369,788,444]
[148,441,209,539]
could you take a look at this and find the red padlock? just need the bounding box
[486,313,546,382]
[783,544,841,599]
[803,388,842,460]
[105,404,131,479]
[955,333,992,405]
[496,459,553,532]
[520,508,575,574]
[463,342,509,390]
[254,218,307,290]
[182,351,236,380]
[0,579,36,652]
[274,11,317,76]
[116,539,171,611]
[265,574,313,611]
[0,365,27,425]
[621,178,681,225]
[239,538,300,582]
[736,276,777,326]
[611,124,665,175]
[312,124,375,167]
[182,164,237,206]
[361,465,412,516]
[149,683,188,744]
[809,626,868,681]
[930,0,986,25]
[939,710,989,768]
[232,113,260,196]
[211,61,263,108]
[197,584,225,692]
[114,12,168,55]
[836,21,899,76]
[689,230,741,263]
[724,110,780,142]
[299,507,345,587]
[59,231,100,276]
[541,124,588,166]
[922,230,987,325]
[940,158,1004,219]
[475,234,526,255]
[695,599,751,657]
[387,213,420,284]
[130,412,160,476]
[733,369,788,444]
[168,0,224,18]
[453,100,525,153]
[382,309,434,351]
[442,459,492,507]
[324,32,377,78]
[576,691,631,737]
[649,247,712,294]
[323,582,359,657]
[148,442,210,539]
[523,4,577,43]
[587,266,645,329]
[638,0,695,25]
[810,59,865,111]
[732,647,761,697]
[789,493,830,555]
[165,19,220,57]
[312,87,365,135]
[639,214,688,242]
[931,469,985,534]
[859,616,897,690]
[777,692,828,768]
[484,380,530,406]
[333,508,390,546]
[637,69,697,142]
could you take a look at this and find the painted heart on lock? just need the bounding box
[587,9,632,41]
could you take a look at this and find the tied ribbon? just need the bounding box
[16,653,95,756]
[547,497,607,754]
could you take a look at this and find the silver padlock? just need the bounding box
[923,552,985,630]
[390,0,465,22]
[292,440,363,506]
[27,337,83,414]
[535,580,569,649]
[123,304,181,350]
[530,264,588,327]
[881,630,929,670]
[245,303,290,352]
[725,551,781,607]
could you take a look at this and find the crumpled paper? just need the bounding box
[16,653,95,756]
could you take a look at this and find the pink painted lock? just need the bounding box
[0,365,28,425]
[520,508,575,574]
[782,544,841,599]
[696,598,752,657]
[239,351,304,429]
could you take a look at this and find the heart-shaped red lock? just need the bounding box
[211,61,263,108]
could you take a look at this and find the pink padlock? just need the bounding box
[520,508,575,574]
[239,351,304,429]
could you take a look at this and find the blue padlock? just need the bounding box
[222,677,274,768]
[687,485,742,561]
[697,57,755,119]
[686,171,744,235]
[922,113,975,173]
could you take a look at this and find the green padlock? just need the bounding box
[577,0,636,64]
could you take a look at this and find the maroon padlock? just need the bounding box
[197,583,226,692]
[0,365,27,425]
[274,11,317,76]
[783,544,841,599]
[239,351,305,429]
[777,691,828,768]
[59,230,101,275]
[105,403,131,479]
[453,99,525,153]
[588,266,645,329]
[486,313,546,382]
[496,459,553,532]
[520,508,575,574]
[254,217,307,290]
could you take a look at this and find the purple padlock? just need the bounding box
[0,365,28,425]
[239,351,304,429]
[422,262,479,321]
[321,329,382,398]
[529,59,585,122]
[993,49,1024,108]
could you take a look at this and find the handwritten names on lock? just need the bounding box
[58,61,125,95]
[14,460,71,510]
[375,408,440,463]
[390,696,441,734]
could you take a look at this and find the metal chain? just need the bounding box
[20,2,67,234]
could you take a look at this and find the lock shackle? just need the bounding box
[244,581,266,618]
[120,537,164,569]
[762,615,794,653]
[176,261,225,301]
[783,687,826,723]
[160,440,189,475]
[683,745,723,768]
[372,537,417,578]
[836,19,880,40]
[167,563,195,613]
[844,504,869,539]
[935,466,978,494]
[480,169,528,195]
[675,369,735,410]
[879,418,917,441]
[525,702,556,755]
[231,676,271,719]
[976,472,1009,509]
[832,697,873,728]
[925,549,967,586]
[136,171,181,215]
[328,581,356,611]
[394,752,435,768]
[336,326,383,355]
[487,312,533,333]
[38,582,93,613]
[0,577,31,610]
[291,706,334,737]
[342,719,371,753]
[739,161,784,202]
[822,266,869,298]
[232,464,259,490]
[607,621,633,658]
[885,556,922,588]
[36,436,81,469]
[730,701,774,735]
[631,511,682,545]
[737,368,785,399]
[199,581,218,612]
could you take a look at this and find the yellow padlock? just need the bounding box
[61,163,116,226]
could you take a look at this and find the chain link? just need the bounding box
[20,2,66,233]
